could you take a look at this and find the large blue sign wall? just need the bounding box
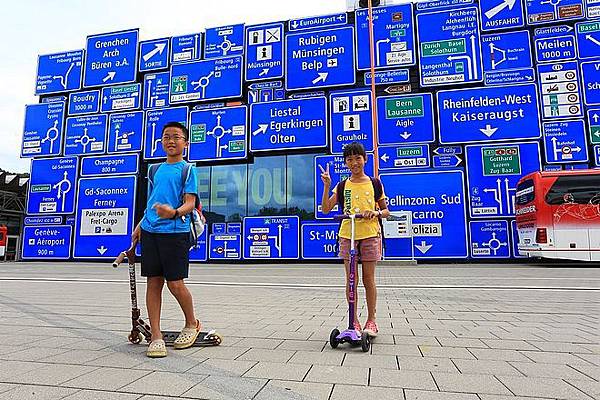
[20,1,600,261]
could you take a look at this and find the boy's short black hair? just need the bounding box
[343,141,367,160]
[162,121,189,140]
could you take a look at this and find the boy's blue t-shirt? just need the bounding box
[141,161,198,233]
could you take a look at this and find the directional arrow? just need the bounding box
[291,21,299,29]
[593,113,599,123]
[480,124,498,137]
[259,68,270,77]
[252,124,268,136]
[586,34,600,47]
[400,132,412,140]
[415,241,432,254]
[97,246,107,255]
[103,71,116,83]
[381,153,390,163]
[143,42,167,61]
[485,0,517,20]
[312,72,328,85]
[103,96,108,104]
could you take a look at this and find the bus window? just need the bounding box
[515,179,535,205]
[545,175,600,205]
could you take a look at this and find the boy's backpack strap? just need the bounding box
[336,179,347,212]
[147,163,162,190]
[181,162,200,208]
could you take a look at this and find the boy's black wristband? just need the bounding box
[171,209,179,219]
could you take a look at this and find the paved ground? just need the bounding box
[0,261,598,400]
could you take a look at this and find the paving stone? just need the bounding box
[243,361,310,381]
[565,379,600,399]
[120,371,207,397]
[182,375,266,400]
[188,358,257,376]
[255,380,333,400]
[437,337,488,348]
[192,345,249,360]
[481,339,539,351]
[39,349,107,364]
[419,346,476,359]
[453,359,522,376]
[12,364,97,386]
[329,384,404,400]
[497,375,594,399]
[237,348,295,363]
[521,351,595,365]
[405,390,480,400]
[432,372,512,395]
[398,356,459,372]
[510,361,595,380]
[469,348,531,362]
[304,365,368,385]
[276,340,326,352]
[371,343,422,356]
[62,366,151,391]
[0,385,78,400]
[342,353,398,369]
[62,390,142,399]
[288,350,344,366]
[370,368,437,390]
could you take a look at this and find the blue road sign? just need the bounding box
[355,4,416,70]
[364,69,410,86]
[245,22,284,81]
[22,225,72,260]
[139,38,169,72]
[74,175,136,259]
[433,154,463,168]
[588,108,600,144]
[80,153,139,177]
[314,154,375,219]
[27,157,78,215]
[205,24,245,59]
[378,144,430,170]
[171,33,203,63]
[243,216,299,259]
[213,223,226,234]
[143,107,188,160]
[24,216,63,225]
[101,83,141,113]
[228,223,241,234]
[68,90,100,116]
[526,0,585,25]
[544,164,563,171]
[564,163,590,169]
[437,84,541,144]
[301,222,339,259]
[377,93,435,145]
[469,220,510,258]
[250,97,327,152]
[482,31,534,85]
[416,7,483,87]
[594,145,600,166]
[288,13,347,31]
[484,68,536,86]
[83,29,138,88]
[465,142,542,218]
[329,89,373,154]
[108,111,143,154]
[537,61,583,119]
[479,0,525,30]
[170,56,243,103]
[41,96,67,104]
[535,31,576,63]
[189,230,208,262]
[21,102,65,157]
[381,170,468,259]
[188,105,247,162]
[510,220,525,258]
[576,21,600,59]
[36,50,84,95]
[543,119,588,163]
[285,27,356,91]
[581,60,600,105]
[64,114,108,156]
[248,81,286,104]
[143,71,170,109]
[434,146,463,155]
[209,234,242,259]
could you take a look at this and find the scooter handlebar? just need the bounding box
[333,214,365,220]
[112,240,138,268]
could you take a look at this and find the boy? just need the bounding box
[319,142,389,336]
[132,121,201,358]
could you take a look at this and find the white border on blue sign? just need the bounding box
[542,119,589,164]
[242,215,300,260]
[27,156,79,215]
[328,88,374,154]
[101,83,142,113]
[68,90,101,116]
[468,220,511,258]
[142,106,189,160]
[64,114,109,156]
[21,102,66,158]
[35,49,85,96]
[107,110,144,154]
[209,233,242,260]
[377,92,436,145]
[22,225,72,260]
[301,222,339,259]
[377,144,431,170]
[244,22,285,82]
[138,37,170,72]
[80,153,140,177]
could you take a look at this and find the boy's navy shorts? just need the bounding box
[141,229,190,281]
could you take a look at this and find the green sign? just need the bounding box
[421,39,465,57]
[191,124,206,143]
[31,184,51,193]
[590,124,600,144]
[385,96,424,119]
[229,140,245,152]
[578,22,600,33]
[171,76,187,94]
[482,146,521,176]
[390,29,406,38]
[396,146,423,157]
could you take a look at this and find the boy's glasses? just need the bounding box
[161,135,185,142]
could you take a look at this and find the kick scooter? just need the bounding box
[329,214,371,352]
[112,240,222,347]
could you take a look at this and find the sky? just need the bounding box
[0,0,355,173]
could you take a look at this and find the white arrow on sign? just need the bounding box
[480,124,498,137]
[586,34,600,47]
[400,132,412,140]
[291,21,299,29]
[97,246,107,255]
[381,153,389,162]
[485,0,517,20]
[143,42,167,62]
[103,71,116,83]
[259,68,270,77]
[312,72,328,84]
[415,241,432,254]
[252,124,268,136]
[593,113,599,123]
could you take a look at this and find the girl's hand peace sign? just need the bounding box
[319,163,331,187]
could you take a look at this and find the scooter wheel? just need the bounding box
[361,333,370,352]
[128,331,143,344]
[211,333,223,345]
[329,329,340,349]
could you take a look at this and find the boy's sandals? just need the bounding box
[174,319,201,349]
[146,339,167,358]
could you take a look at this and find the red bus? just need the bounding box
[0,226,6,259]
[515,170,600,261]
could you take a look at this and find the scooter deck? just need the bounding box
[162,330,222,347]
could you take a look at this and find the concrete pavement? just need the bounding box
[0,262,598,399]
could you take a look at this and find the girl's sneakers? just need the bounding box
[363,320,378,337]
